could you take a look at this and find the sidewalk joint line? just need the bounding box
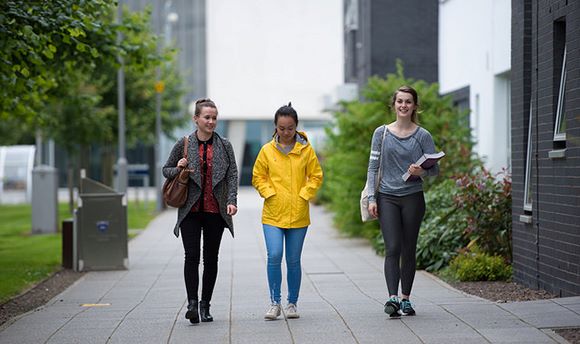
[42,269,132,344]
[497,302,576,338]
[42,304,90,344]
[167,300,186,344]
[306,272,344,275]
[105,250,175,343]
[440,305,493,343]
[304,272,360,344]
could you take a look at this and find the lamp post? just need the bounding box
[155,1,178,211]
[117,0,128,195]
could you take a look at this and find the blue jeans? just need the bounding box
[263,224,308,304]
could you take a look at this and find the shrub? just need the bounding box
[453,168,512,261]
[448,249,512,281]
[416,179,469,271]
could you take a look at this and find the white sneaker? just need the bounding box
[264,303,281,320]
[285,303,300,319]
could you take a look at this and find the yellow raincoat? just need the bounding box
[252,132,323,228]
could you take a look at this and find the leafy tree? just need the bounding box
[42,7,185,151]
[1,2,187,211]
[0,2,186,146]
[43,6,186,197]
[320,62,480,241]
[0,0,122,126]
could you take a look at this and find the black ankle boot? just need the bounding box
[200,300,213,322]
[185,299,199,324]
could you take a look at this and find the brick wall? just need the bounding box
[369,0,438,83]
[511,0,580,297]
[350,0,438,88]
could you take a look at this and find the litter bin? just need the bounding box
[62,219,73,269]
[74,177,128,271]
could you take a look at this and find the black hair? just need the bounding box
[274,102,298,125]
[273,102,299,137]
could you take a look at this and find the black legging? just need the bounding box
[180,212,225,302]
[378,191,425,296]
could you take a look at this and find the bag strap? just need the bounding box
[376,125,388,189]
[183,136,189,160]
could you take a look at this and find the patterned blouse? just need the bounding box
[191,136,220,213]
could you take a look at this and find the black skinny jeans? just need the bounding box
[378,191,425,297]
[180,212,225,302]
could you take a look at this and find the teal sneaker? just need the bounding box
[400,299,416,316]
[384,296,401,318]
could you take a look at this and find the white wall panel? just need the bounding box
[439,0,511,173]
[206,0,344,120]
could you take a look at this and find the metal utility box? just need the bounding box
[74,177,128,271]
[31,165,58,233]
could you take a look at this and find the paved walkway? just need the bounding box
[1,187,579,343]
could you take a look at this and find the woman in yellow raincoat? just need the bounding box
[252,102,323,320]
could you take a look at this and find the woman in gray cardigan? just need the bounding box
[162,98,238,324]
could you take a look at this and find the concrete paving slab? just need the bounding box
[478,326,560,343]
[500,299,580,329]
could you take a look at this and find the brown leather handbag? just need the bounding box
[163,136,190,208]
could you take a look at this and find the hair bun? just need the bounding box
[196,98,212,105]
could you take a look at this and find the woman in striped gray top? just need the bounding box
[366,85,440,318]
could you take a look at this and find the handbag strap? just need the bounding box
[183,136,189,160]
[376,125,388,189]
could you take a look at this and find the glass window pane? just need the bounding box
[524,105,533,211]
[557,71,566,133]
[554,46,566,141]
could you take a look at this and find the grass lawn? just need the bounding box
[0,201,157,304]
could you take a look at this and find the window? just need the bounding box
[553,45,566,142]
[494,74,511,172]
[445,86,470,128]
[345,0,358,82]
[523,105,533,212]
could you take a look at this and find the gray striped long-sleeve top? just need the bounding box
[366,125,439,201]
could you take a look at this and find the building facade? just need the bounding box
[511,0,580,296]
[344,0,439,90]
[439,0,512,174]
[125,0,207,189]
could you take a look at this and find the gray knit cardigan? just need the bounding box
[162,132,238,237]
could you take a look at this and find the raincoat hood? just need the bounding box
[271,131,310,154]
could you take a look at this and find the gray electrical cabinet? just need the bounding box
[31,165,58,234]
[73,177,128,271]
